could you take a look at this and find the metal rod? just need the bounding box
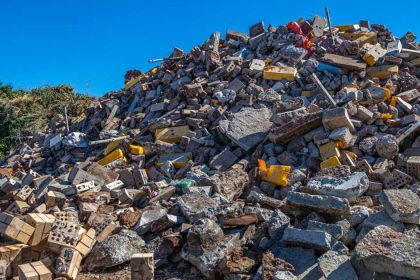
[148,56,185,63]
[88,135,130,146]
[325,7,335,46]
[64,106,70,134]
[311,73,337,107]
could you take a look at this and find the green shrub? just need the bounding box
[0,83,93,156]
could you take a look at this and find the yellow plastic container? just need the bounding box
[258,159,290,187]
[130,145,144,155]
[97,149,126,166]
[389,96,397,107]
[380,113,393,119]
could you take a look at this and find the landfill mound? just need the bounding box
[1,15,420,280]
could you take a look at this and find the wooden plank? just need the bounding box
[319,53,366,72]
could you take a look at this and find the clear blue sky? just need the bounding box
[0,0,418,96]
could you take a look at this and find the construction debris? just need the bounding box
[0,12,419,280]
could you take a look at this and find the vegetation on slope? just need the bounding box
[0,82,93,155]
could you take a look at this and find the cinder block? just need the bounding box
[18,261,52,280]
[95,219,116,242]
[14,185,33,201]
[0,213,34,244]
[131,253,154,280]
[75,228,96,257]
[54,212,79,223]
[25,213,55,246]
[74,180,96,194]
[55,248,82,280]
[372,158,389,170]
[0,244,31,278]
[103,180,124,192]
[21,170,39,186]
[357,159,374,177]
[384,169,412,189]
[6,200,29,214]
[362,43,386,66]
[406,156,420,177]
[45,191,66,208]
[0,178,21,193]
[133,168,148,187]
[47,220,80,253]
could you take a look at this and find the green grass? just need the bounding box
[0,82,93,155]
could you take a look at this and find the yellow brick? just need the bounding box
[97,149,126,166]
[103,140,121,156]
[367,65,398,79]
[319,142,340,161]
[320,156,342,170]
[339,32,366,41]
[125,75,143,90]
[357,32,377,46]
[263,66,297,81]
[155,125,190,143]
[130,145,144,155]
[334,24,359,32]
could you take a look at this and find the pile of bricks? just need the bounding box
[1,11,420,280]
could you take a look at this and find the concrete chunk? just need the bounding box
[302,172,369,200]
[379,189,420,224]
[282,227,332,252]
[353,226,420,279]
[286,191,351,216]
[318,251,358,280]
[218,107,272,151]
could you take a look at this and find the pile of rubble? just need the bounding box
[1,13,420,280]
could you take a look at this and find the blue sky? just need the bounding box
[0,0,418,96]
